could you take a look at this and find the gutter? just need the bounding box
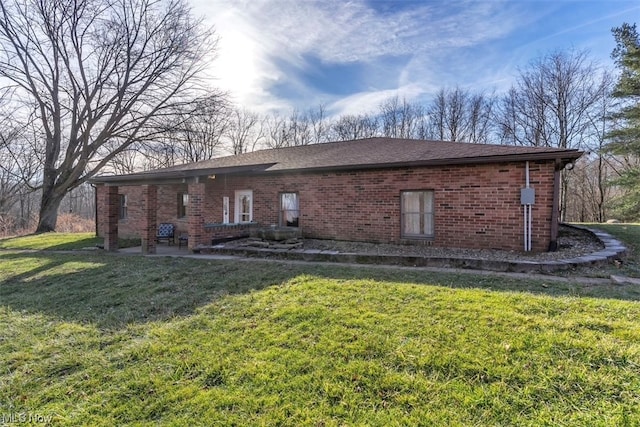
[89,151,583,186]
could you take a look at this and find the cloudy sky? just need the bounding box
[191,0,639,117]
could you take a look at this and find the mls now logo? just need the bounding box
[1,412,53,424]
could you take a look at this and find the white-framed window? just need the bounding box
[401,190,434,238]
[119,194,128,220]
[222,196,230,224]
[279,192,300,227]
[177,193,188,218]
[234,190,253,223]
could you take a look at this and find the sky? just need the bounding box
[191,0,640,118]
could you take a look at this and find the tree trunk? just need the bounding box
[35,178,65,233]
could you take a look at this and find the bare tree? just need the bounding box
[497,49,605,149]
[581,72,617,222]
[331,113,379,141]
[495,49,607,219]
[427,89,447,141]
[425,87,494,143]
[0,0,217,232]
[106,147,146,175]
[226,108,265,154]
[0,90,42,231]
[467,92,496,144]
[497,77,554,146]
[379,96,425,139]
[263,107,328,149]
[308,104,331,144]
[443,88,467,141]
[160,92,230,163]
[264,114,291,149]
[287,109,312,146]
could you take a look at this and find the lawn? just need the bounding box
[1,230,639,425]
[0,232,100,250]
[0,232,140,251]
[577,223,640,278]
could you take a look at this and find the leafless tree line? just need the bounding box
[108,87,500,173]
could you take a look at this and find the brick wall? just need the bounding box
[205,160,555,252]
[98,160,557,252]
[97,184,189,239]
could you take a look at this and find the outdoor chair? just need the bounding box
[156,223,175,245]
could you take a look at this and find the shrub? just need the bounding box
[56,213,95,233]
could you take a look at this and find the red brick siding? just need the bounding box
[187,182,205,251]
[96,185,120,251]
[140,185,158,254]
[97,184,189,239]
[98,160,556,252]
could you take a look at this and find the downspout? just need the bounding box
[549,159,561,252]
[527,162,532,252]
[522,161,535,252]
[524,161,532,252]
[523,163,528,251]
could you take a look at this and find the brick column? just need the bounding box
[141,185,158,254]
[101,185,119,252]
[188,181,206,251]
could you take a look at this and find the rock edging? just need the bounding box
[203,225,627,273]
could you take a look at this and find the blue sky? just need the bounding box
[192,0,640,117]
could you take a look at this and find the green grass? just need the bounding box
[1,227,639,425]
[588,223,640,254]
[0,232,100,250]
[1,240,640,425]
[0,232,140,251]
[577,223,640,278]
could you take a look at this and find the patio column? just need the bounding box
[188,180,205,252]
[141,185,158,254]
[102,185,119,252]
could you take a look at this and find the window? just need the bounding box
[177,193,188,218]
[119,194,128,220]
[234,190,253,223]
[280,193,300,227]
[401,191,434,238]
[222,196,230,224]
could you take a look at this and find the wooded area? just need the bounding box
[0,0,637,236]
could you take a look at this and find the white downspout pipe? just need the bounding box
[524,161,531,252]
[523,204,527,251]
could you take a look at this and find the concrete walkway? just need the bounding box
[118,244,237,259]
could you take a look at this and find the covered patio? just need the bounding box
[95,180,208,254]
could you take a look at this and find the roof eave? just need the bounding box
[265,150,584,174]
[90,150,583,185]
[89,163,276,185]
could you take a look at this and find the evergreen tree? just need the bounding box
[607,23,640,220]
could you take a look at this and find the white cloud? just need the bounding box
[190,0,599,115]
[327,83,426,117]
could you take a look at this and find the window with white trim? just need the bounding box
[234,190,253,223]
[119,194,128,220]
[401,190,434,238]
[279,192,300,227]
[222,196,230,224]
[177,193,188,218]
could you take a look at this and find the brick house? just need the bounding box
[91,137,582,254]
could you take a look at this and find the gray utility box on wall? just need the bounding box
[520,188,535,205]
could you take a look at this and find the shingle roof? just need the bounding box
[91,137,583,184]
